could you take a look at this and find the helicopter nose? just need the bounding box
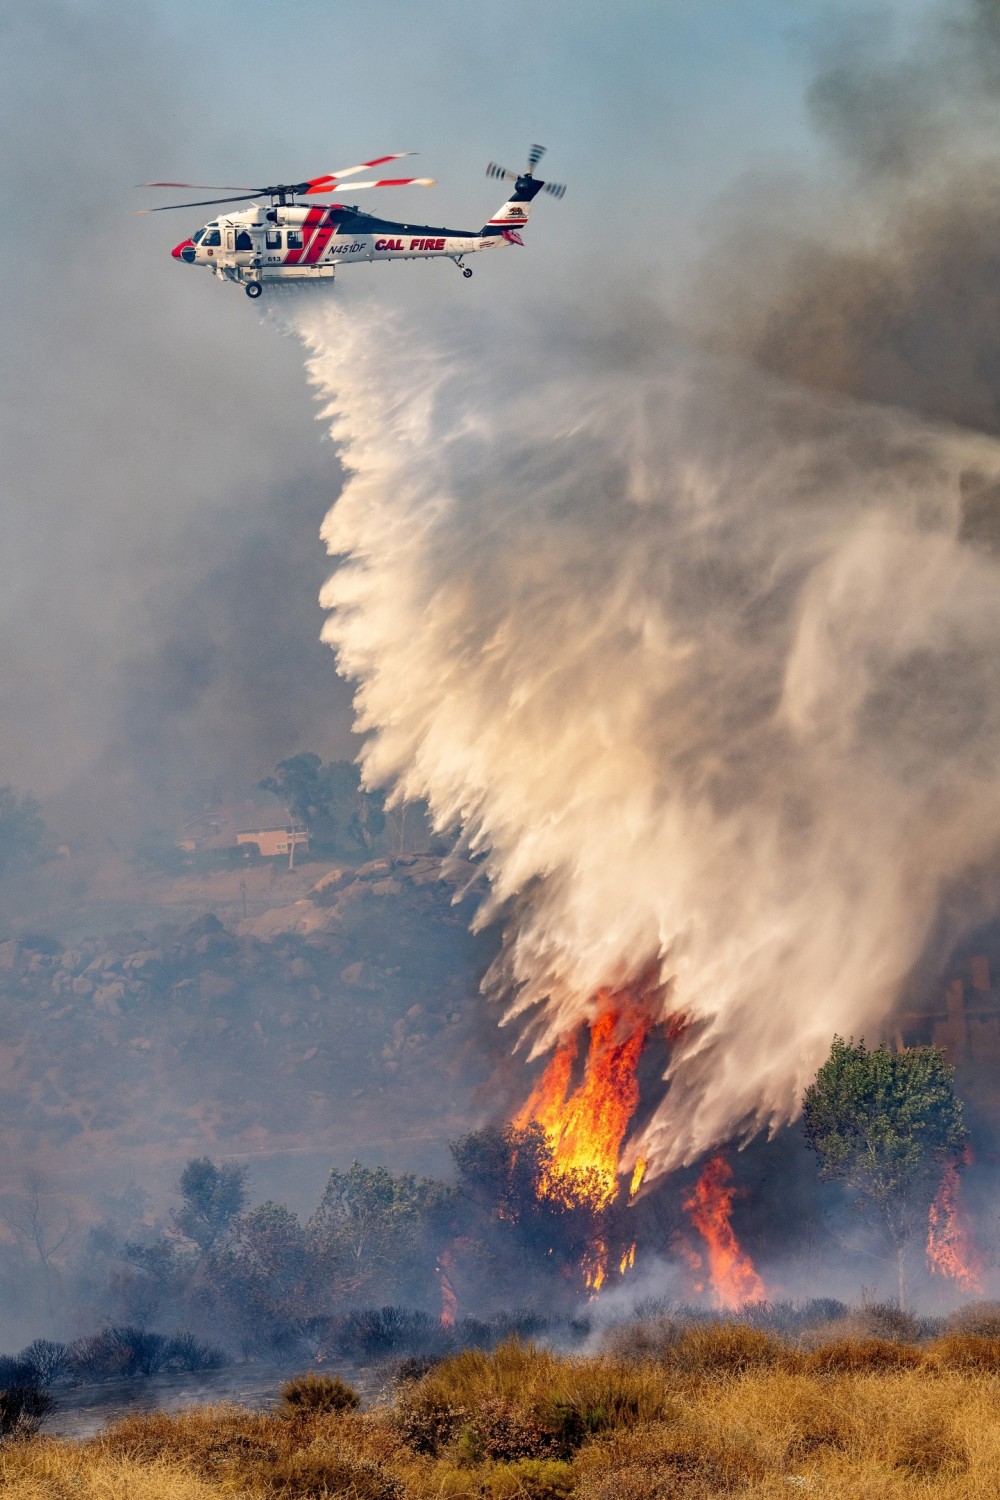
[171,239,197,263]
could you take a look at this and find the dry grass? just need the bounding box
[6,1336,1000,1497]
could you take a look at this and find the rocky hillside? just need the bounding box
[0,855,512,1214]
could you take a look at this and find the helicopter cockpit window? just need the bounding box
[235,231,253,251]
[265,230,281,250]
[191,228,206,244]
[286,230,303,249]
[201,228,221,247]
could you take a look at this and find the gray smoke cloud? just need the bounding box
[691,1,1000,437]
[291,285,1000,1181]
[0,2,354,837]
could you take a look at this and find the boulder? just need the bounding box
[93,981,125,1014]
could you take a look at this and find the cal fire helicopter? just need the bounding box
[140,147,565,298]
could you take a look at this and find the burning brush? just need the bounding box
[513,998,766,1304]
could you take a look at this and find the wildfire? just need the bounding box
[927,1149,984,1294]
[629,1158,648,1198]
[683,1155,765,1309]
[513,996,650,1210]
[583,1241,608,1291]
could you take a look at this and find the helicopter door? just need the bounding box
[223,226,235,257]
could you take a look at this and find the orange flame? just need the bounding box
[683,1155,765,1309]
[927,1150,984,1294]
[619,1242,637,1275]
[514,996,650,1210]
[629,1158,648,1199]
[583,1240,608,1291]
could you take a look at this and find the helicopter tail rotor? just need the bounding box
[485,144,566,199]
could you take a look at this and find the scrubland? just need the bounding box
[7,1313,1000,1498]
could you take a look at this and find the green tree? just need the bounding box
[802,1036,968,1307]
[0,787,46,875]
[260,754,388,857]
[308,1162,450,1302]
[172,1158,249,1251]
[449,1124,610,1307]
[207,1202,315,1356]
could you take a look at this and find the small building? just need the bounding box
[235,821,310,859]
[177,798,309,859]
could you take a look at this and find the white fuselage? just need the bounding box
[171,201,518,286]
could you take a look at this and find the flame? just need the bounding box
[514,996,650,1209]
[927,1149,984,1294]
[683,1154,765,1309]
[629,1158,648,1198]
[438,1249,458,1326]
[583,1241,608,1291]
[619,1242,636,1275]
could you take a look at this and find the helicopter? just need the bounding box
[140,147,565,298]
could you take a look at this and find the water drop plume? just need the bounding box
[289,292,1000,1181]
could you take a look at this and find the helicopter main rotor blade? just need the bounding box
[140,181,261,191]
[307,153,415,186]
[303,176,435,194]
[136,192,267,214]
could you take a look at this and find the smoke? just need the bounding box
[0,2,355,836]
[286,282,1000,1182]
[691,1,1000,438]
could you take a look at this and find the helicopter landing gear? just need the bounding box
[245,282,263,299]
[462,267,473,278]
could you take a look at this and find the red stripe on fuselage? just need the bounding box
[285,207,325,265]
[304,226,334,264]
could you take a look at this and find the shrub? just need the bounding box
[572,1421,728,1500]
[16,1339,68,1386]
[600,1314,684,1363]
[848,1300,920,1342]
[883,1409,967,1475]
[332,1306,452,1363]
[68,1327,168,1380]
[0,1357,35,1389]
[280,1370,361,1416]
[945,1300,1000,1338]
[804,1337,926,1374]
[0,1385,53,1441]
[392,1354,443,1385]
[254,1449,403,1499]
[160,1333,227,1373]
[457,1395,558,1463]
[668,1321,788,1375]
[394,1387,468,1454]
[488,1457,575,1498]
[928,1333,1000,1371]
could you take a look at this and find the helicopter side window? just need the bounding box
[201,228,221,247]
[265,230,281,249]
[286,230,303,249]
[235,230,253,251]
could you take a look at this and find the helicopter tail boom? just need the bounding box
[481,173,547,238]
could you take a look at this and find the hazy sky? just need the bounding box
[0,0,937,837]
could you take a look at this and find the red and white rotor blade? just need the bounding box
[141,181,259,191]
[304,176,435,194]
[306,154,415,188]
